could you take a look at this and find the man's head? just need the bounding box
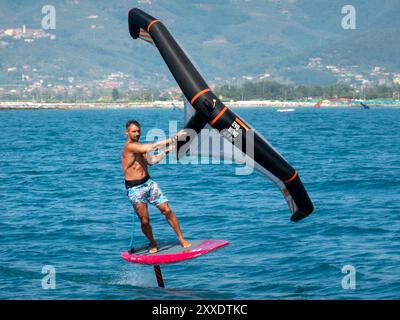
[126,120,141,142]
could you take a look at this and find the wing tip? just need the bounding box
[290,210,313,222]
[128,10,140,39]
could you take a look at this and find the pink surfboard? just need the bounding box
[121,239,229,265]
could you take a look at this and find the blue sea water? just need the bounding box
[0,106,399,300]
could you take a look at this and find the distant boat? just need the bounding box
[360,102,370,109]
[277,108,295,112]
[171,100,180,110]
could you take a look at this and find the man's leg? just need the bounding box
[157,202,191,248]
[134,202,158,253]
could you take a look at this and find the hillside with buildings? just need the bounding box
[1,0,400,101]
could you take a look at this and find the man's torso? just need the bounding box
[122,142,149,181]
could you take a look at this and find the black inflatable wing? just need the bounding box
[128,8,314,222]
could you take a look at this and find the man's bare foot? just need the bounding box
[179,239,191,248]
[149,242,158,254]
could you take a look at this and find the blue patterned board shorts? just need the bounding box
[127,178,168,207]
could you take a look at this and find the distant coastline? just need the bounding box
[1,100,400,110]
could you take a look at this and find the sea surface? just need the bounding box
[0,106,399,300]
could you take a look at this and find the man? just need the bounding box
[122,119,191,254]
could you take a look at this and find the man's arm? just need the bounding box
[147,145,175,165]
[125,141,156,154]
[152,130,187,151]
[125,130,187,154]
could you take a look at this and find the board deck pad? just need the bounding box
[121,239,229,265]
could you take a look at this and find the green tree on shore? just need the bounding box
[112,88,119,101]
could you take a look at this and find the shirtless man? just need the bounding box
[122,119,191,253]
